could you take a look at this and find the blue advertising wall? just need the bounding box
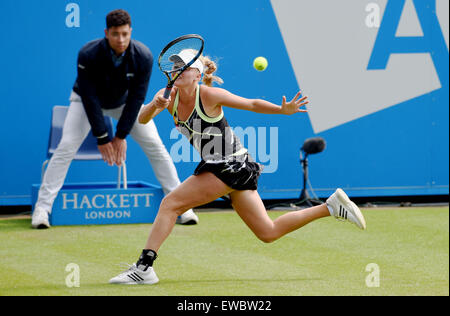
[0,0,448,205]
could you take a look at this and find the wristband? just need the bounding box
[96,133,110,145]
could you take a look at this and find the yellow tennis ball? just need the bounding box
[253,57,268,71]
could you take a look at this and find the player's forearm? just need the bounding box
[250,99,284,114]
[138,102,164,124]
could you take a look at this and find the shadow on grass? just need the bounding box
[0,219,32,231]
[1,277,323,293]
[159,277,323,285]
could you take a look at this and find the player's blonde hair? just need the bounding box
[199,55,224,87]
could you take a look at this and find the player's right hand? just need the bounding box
[154,95,170,109]
[98,142,115,166]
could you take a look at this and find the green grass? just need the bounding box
[0,207,448,296]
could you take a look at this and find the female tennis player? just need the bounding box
[109,50,366,284]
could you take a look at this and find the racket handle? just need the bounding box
[163,87,172,99]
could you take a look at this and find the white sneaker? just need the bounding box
[326,188,366,230]
[109,264,159,285]
[31,207,51,229]
[176,209,199,225]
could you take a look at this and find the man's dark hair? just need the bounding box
[106,9,132,29]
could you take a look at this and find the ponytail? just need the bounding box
[199,55,224,87]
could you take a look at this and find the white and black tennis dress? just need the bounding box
[172,85,263,190]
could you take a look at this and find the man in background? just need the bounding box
[32,9,198,228]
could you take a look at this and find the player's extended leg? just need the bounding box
[230,188,366,243]
[109,172,233,285]
[124,115,199,224]
[230,190,330,243]
[144,172,234,251]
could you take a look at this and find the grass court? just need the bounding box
[0,207,448,296]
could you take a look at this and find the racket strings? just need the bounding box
[159,38,203,73]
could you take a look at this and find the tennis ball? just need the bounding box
[253,57,268,71]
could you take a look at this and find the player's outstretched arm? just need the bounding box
[205,87,308,115]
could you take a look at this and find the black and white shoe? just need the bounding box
[109,264,159,285]
[326,188,367,230]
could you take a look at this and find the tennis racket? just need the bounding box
[158,34,205,99]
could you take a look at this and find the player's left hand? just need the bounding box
[281,91,309,115]
[112,137,127,166]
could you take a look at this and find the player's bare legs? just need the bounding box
[110,172,232,285]
[230,190,330,243]
[144,174,331,251]
[110,176,365,285]
[144,172,233,251]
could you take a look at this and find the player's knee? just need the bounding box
[159,195,186,217]
[256,232,277,244]
[159,196,176,212]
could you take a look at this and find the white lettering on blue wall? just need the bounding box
[61,193,154,210]
[65,3,80,28]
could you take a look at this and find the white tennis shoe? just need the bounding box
[31,207,51,229]
[326,188,366,230]
[109,264,159,285]
[176,209,199,225]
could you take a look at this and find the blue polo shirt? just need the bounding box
[111,49,126,67]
